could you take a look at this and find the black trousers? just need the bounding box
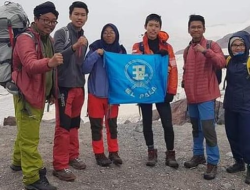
[140,101,174,150]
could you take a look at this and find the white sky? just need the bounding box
[4,0,250,52]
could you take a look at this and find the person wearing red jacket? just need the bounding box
[132,13,179,168]
[182,15,226,180]
[10,2,62,190]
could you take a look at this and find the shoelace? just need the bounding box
[64,168,72,173]
[75,158,82,163]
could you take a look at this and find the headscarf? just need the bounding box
[89,23,125,53]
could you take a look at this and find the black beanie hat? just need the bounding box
[34,1,59,19]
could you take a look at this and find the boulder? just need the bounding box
[3,116,16,126]
[170,99,225,126]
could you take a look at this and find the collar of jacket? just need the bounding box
[190,36,206,46]
[67,22,84,37]
[142,31,169,54]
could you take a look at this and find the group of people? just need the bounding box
[7,1,250,190]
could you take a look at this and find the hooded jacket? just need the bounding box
[132,31,178,95]
[82,24,126,98]
[223,31,250,112]
[183,37,226,103]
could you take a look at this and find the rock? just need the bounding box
[226,152,233,158]
[124,120,131,124]
[221,182,233,189]
[171,99,189,126]
[152,109,160,121]
[170,99,225,126]
[3,116,16,126]
[134,121,143,133]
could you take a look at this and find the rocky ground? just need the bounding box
[0,120,249,190]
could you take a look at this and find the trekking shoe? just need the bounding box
[165,150,179,169]
[245,164,250,185]
[184,155,206,168]
[226,162,245,173]
[109,152,123,165]
[69,158,86,170]
[203,163,217,180]
[6,81,19,95]
[25,175,57,190]
[52,168,76,182]
[10,164,22,171]
[146,149,157,167]
[95,153,112,167]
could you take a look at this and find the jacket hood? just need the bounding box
[228,30,250,59]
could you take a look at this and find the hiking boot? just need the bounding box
[109,152,123,165]
[69,158,86,170]
[226,162,245,173]
[245,165,250,185]
[6,81,19,95]
[165,150,179,169]
[146,149,157,167]
[95,153,112,167]
[25,168,57,190]
[184,155,206,168]
[203,163,217,180]
[10,164,22,171]
[52,168,76,182]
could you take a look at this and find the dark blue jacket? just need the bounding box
[223,31,250,112]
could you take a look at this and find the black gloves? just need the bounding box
[165,93,174,102]
[156,49,168,56]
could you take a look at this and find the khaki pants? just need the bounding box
[12,95,44,185]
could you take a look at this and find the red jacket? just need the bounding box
[12,28,54,109]
[183,37,226,104]
[132,31,178,95]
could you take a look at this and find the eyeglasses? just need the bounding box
[231,43,245,48]
[39,18,58,26]
[103,31,115,36]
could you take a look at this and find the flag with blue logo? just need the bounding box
[104,52,168,104]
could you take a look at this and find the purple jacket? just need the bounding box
[82,50,108,98]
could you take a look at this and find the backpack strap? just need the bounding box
[62,26,70,48]
[247,57,250,76]
[226,56,231,67]
[183,42,191,64]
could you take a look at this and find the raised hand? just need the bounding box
[48,53,63,68]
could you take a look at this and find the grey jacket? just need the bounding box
[54,22,87,88]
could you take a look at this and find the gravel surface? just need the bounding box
[0,120,249,190]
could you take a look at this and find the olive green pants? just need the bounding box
[12,95,44,185]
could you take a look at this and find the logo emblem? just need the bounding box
[124,59,157,99]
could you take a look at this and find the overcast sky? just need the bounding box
[6,0,250,52]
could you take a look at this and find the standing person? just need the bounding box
[82,23,126,167]
[132,14,179,168]
[10,2,62,190]
[224,31,250,185]
[52,1,88,181]
[182,14,226,180]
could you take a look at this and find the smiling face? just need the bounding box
[231,39,246,55]
[69,7,88,30]
[35,12,57,35]
[102,26,116,44]
[188,21,205,42]
[145,20,161,40]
